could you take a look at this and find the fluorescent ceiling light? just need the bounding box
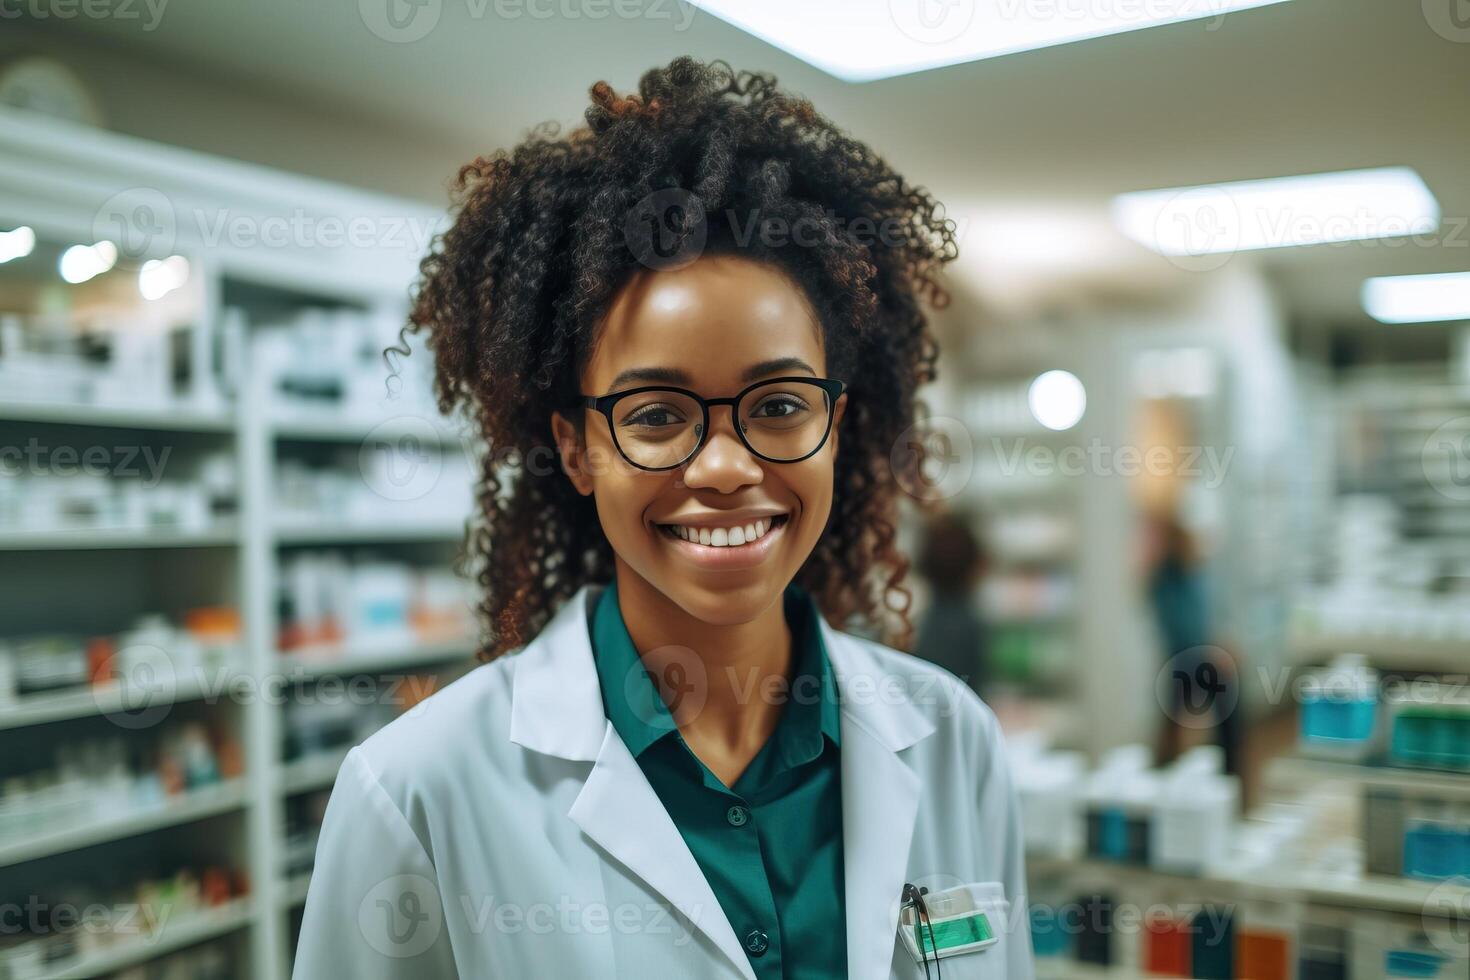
[0,226,36,264]
[1362,272,1470,324]
[59,241,118,284]
[1029,370,1086,431]
[1112,166,1440,257]
[686,0,1294,82]
[139,255,190,301]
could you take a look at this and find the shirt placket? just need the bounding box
[676,737,787,978]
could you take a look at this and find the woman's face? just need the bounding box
[552,253,846,626]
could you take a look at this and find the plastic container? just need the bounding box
[1014,746,1086,860]
[1298,653,1379,761]
[1152,745,1240,875]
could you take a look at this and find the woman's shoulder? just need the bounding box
[825,626,1005,756]
[345,653,525,807]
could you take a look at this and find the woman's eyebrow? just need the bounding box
[607,357,817,391]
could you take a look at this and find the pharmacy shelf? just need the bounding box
[278,637,475,679]
[0,664,245,731]
[280,748,351,796]
[271,413,472,445]
[0,524,240,552]
[1026,855,1470,919]
[0,106,454,980]
[0,779,249,868]
[36,897,254,980]
[0,399,235,433]
[1287,629,1470,674]
[1037,961,1204,980]
[1267,756,1470,797]
[273,520,465,545]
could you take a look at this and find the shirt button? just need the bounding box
[726,804,750,827]
[744,928,769,956]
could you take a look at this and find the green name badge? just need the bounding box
[899,886,1003,963]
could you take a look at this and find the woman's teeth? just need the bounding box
[663,517,783,547]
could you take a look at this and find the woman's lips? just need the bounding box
[653,516,788,571]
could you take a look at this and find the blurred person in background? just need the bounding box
[912,510,992,700]
[1144,510,1241,776]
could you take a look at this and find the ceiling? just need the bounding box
[25,0,1470,330]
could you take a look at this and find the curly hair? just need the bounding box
[402,55,959,661]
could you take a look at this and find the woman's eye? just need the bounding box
[752,396,807,419]
[623,405,686,428]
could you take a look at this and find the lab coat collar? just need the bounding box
[508,582,939,980]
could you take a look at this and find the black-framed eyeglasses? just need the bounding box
[581,376,847,472]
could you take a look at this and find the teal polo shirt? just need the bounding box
[590,578,848,979]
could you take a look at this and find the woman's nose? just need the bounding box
[680,406,763,492]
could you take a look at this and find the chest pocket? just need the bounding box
[895,881,1013,980]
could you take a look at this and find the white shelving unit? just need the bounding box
[38,899,256,980]
[0,779,250,869]
[0,107,478,979]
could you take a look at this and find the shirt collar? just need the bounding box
[591,578,842,763]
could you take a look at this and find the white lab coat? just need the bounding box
[293,582,1034,980]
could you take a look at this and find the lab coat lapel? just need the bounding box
[510,585,756,980]
[823,627,935,980]
[568,726,757,980]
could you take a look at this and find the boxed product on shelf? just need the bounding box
[277,551,475,655]
[0,451,238,536]
[248,306,442,425]
[280,672,441,765]
[0,312,195,412]
[1083,745,1159,865]
[1295,907,1353,980]
[273,449,473,531]
[0,609,243,705]
[281,789,331,878]
[1365,790,1470,881]
[1386,680,1470,772]
[0,720,243,845]
[0,862,248,976]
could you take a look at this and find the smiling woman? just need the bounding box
[294,55,1034,980]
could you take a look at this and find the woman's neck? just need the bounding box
[612,563,793,785]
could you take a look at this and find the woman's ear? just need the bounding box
[829,392,847,455]
[550,410,595,496]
